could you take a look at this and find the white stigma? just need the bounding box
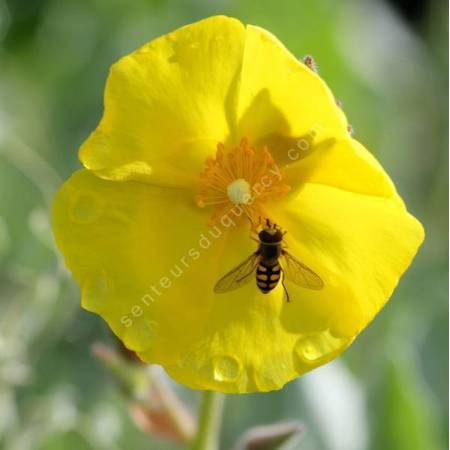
[227,178,252,205]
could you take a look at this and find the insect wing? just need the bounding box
[281,251,324,290]
[214,252,260,293]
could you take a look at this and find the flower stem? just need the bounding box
[190,391,225,450]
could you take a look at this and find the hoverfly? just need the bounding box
[214,219,324,301]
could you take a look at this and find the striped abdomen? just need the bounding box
[256,262,281,294]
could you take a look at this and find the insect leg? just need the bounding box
[242,206,255,228]
[281,270,290,303]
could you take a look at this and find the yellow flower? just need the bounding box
[52,16,424,393]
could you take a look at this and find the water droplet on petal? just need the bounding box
[213,355,242,382]
[294,329,350,365]
[82,271,112,311]
[70,193,101,224]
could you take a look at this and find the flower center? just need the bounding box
[226,178,252,205]
[196,139,290,225]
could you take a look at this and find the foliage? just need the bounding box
[0,0,447,449]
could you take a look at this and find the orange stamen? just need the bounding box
[195,139,290,226]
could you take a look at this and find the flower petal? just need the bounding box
[79,17,349,187]
[233,25,348,151]
[52,170,236,362]
[80,16,246,185]
[284,137,402,201]
[267,182,424,343]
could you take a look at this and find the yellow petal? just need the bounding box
[268,182,424,345]
[234,25,348,149]
[80,16,246,184]
[79,17,348,187]
[52,169,219,360]
[284,137,402,201]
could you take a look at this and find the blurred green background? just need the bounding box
[0,0,447,449]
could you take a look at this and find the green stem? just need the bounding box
[190,391,225,450]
